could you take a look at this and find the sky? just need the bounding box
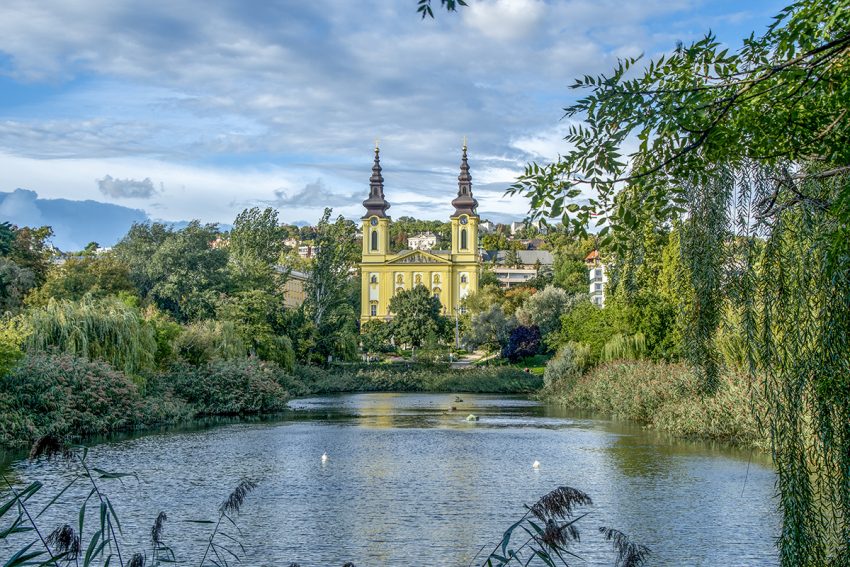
[0,0,787,237]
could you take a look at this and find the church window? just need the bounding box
[371,230,378,251]
[461,228,468,250]
[370,274,378,284]
[370,303,377,316]
[460,274,468,283]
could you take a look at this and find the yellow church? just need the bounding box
[359,144,481,324]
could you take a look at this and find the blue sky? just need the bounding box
[0,0,786,229]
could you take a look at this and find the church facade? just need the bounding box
[359,144,481,324]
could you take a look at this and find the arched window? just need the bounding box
[371,230,378,251]
[460,274,468,284]
[460,228,468,250]
[370,274,378,284]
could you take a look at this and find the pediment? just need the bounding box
[387,250,451,265]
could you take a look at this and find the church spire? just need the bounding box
[451,140,478,217]
[362,143,390,218]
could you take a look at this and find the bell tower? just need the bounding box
[362,143,390,260]
[450,141,479,261]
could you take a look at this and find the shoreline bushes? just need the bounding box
[544,359,765,449]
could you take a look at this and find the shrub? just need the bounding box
[515,285,575,343]
[0,352,148,448]
[167,358,291,415]
[543,342,592,390]
[501,325,542,362]
[173,320,246,365]
[547,360,765,448]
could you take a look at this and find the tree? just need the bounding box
[501,325,541,362]
[304,209,359,362]
[389,285,447,348]
[360,320,393,354]
[146,222,229,322]
[113,222,173,297]
[228,207,285,292]
[463,304,514,355]
[26,255,136,306]
[6,225,53,287]
[217,290,294,371]
[508,2,850,561]
[515,285,576,345]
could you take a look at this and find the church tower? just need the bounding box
[361,144,390,259]
[450,142,480,302]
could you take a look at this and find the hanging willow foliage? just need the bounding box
[24,296,156,377]
[744,168,850,566]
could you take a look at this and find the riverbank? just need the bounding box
[0,353,540,451]
[543,360,768,450]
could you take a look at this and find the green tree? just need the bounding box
[24,296,156,378]
[228,207,285,291]
[389,285,447,348]
[146,222,229,322]
[113,222,173,297]
[463,304,513,355]
[360,319,393,354]
[304,209,359,362]
[26,255,136,306]
[6,226,53,287]
[515,285,576,346]
[509,2,850,561]
[217,289,294,371]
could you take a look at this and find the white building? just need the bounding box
[407,232,438,251]
[585,250,607,306]
[483,250,553,289]
[479,220,495,234]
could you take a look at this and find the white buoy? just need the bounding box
[321,452,329,463]
[532,460,540,469]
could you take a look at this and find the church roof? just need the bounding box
[362,145,390,218]
[451,144,478,217]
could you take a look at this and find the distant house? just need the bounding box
[298,243,320,258]
[509,219,546,236]
[210,236,229,249]
[479,220,495,234]
[283,237,299,249]
[282,269,309,308]
[407,231,438,251]
[585,250,607,306]
[482,250,553,289]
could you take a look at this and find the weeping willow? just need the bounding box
[681,163,850,565]
[24,296,156,377]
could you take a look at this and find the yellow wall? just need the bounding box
[359,214,480,325]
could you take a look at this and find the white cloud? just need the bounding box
[463,0,546,41]
[97,175,158,199]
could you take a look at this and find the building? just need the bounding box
[585,250,607,306]
[359,144,481,324]
[509,219,546,236]
[407,232,438,251]
[482,250,554,288]
[282,269,309,308]
[479,220,495,234]
[298,243,319,259]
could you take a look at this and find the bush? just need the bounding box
[173,320,246,365]
[167,358,291,415]
[297,363,541,394]
[0,352,149,448]
[501,325,542,362]
[543,342,592,390]
[547,360,765,448]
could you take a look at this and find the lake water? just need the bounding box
[1,393,779,566]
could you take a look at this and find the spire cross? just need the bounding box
[462,135,467,150]
[375,138,380,151]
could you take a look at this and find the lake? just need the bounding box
[1,392,778,566]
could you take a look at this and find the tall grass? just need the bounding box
[545,360,766,449]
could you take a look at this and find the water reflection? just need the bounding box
[1,393,778,566]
